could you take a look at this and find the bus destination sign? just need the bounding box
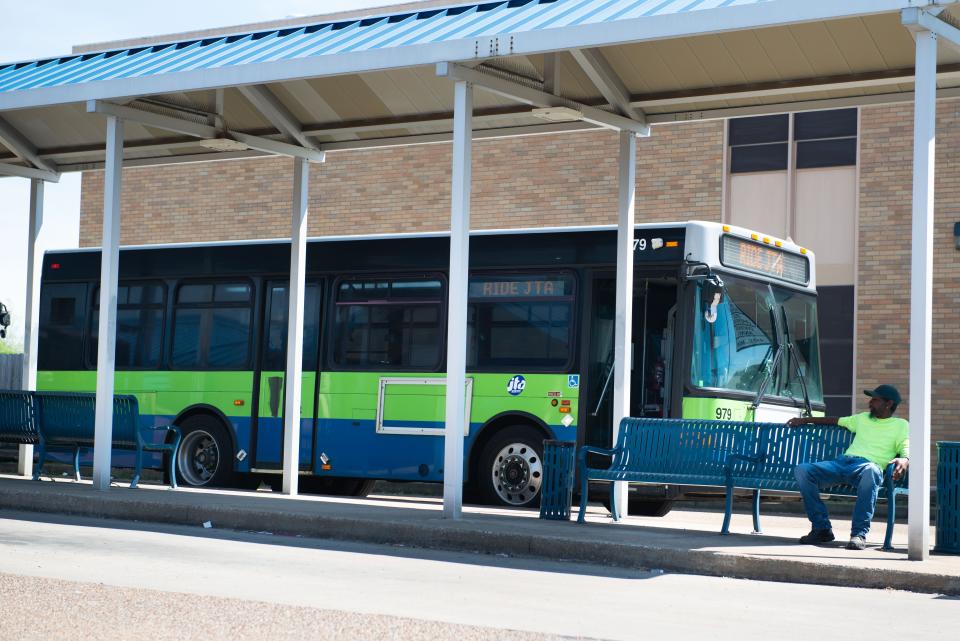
[720,235,809,285]
[469,278,569,298]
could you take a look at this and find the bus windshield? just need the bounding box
[690,274,823,404]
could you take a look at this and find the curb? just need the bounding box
[2,482,958,596]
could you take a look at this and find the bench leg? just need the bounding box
[576,471,589,523]
[169,433,181,490]
[73,447,81,482]
[882,488,896,551]
[130,447,143,489]
[32,442,45,481]
[721,480,734,535]
[751,490,762,534]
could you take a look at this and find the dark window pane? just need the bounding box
[50,297,76,325]
[38,283,88,370]
[795,108,857,140]
[172,309,203,368]
[466,274,574,370]
[215,283,251,303]
[730,143,788,173]
[208,308,251,367]
[89,308,164,369]
[178,284,213,304]
[263,284,322,371]
[390,280,442,300]
[796,138,856,169]
[729,115,788,146]
[333,301,441,369]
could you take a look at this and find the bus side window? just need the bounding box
[171,281,253,369]
[38,283,88,371]
[332,276,443,370]
[88,282,166,369]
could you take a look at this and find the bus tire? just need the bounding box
[299,476,375,497]
[478,426,544,508]
[600,495,674,518]
[175,415,234,488]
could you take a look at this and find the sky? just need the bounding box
[0,0,396,347]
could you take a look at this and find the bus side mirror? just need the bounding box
[704,292,722,324]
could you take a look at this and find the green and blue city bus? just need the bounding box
[36,221,823,510]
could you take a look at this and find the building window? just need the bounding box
[729,114,789,173]
[728,109,857,174]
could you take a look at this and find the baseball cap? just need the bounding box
[864,384,901,405]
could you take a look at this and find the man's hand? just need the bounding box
[891,457,909,481]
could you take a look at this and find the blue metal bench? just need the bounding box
[33,392,181,489]
[0,390,39,447]
[725,423,908,550]
[578,417,908,550]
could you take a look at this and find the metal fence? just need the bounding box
[0,353,23,390]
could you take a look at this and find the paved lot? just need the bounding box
[1,513,958,641]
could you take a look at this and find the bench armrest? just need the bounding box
[578,444,618,469]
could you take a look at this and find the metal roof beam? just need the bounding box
[903,7,960,53]
[238,84,320,151]
[86,100,325,163]
[437,62,649,137]
[570,48,647,126]
[0,162,60,182]
[0,116,59,175]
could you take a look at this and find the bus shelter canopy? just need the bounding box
[1,0,960,176]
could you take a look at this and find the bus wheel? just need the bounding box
[176,416,234,487]
[299,476,375,497]
[600,495,674,518]
[479,426,544,508]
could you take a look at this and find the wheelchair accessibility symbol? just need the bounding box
[567,375,580,388]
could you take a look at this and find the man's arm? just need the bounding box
[786,416,841,427]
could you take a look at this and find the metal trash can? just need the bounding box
[935,441,960,554]
[539,440,576,521]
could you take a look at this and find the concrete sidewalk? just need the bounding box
[1,475,957,595]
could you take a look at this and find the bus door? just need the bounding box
[581,271,678,449]
[251,280,323,473]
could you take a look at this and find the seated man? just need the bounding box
[786,384,909,550]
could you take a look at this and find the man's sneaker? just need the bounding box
[846,536,867,550]
[799,528,835,544]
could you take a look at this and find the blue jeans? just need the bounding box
[794,456,883,538]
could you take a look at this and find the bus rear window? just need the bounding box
[38,283,88,370]
[467,273,575,370]
[332,277,444,370]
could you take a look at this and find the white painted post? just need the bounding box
[282,157,309,496]
[17,178,44,477]
[443,80,472,520]
[612,131,636,516]
[92,116,124,491]
[908,29,937,561]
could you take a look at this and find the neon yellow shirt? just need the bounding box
[838,413,909,469]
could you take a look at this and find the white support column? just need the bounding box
[282,157,310,496]
[442,80,472,520]
[908,28,937,561]
[612,131,637,516]
[17,179,44,477]
[92,116,124,491]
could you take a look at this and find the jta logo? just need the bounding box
[506,375,526,396]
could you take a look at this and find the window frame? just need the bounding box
[327,273,448,373]
[169,277,255,371]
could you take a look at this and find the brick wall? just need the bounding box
[79,121,724,246]
[858,99,960,463]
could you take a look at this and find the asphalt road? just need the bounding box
[0,512,956,641]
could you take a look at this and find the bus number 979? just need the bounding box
[715,407,732,420]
